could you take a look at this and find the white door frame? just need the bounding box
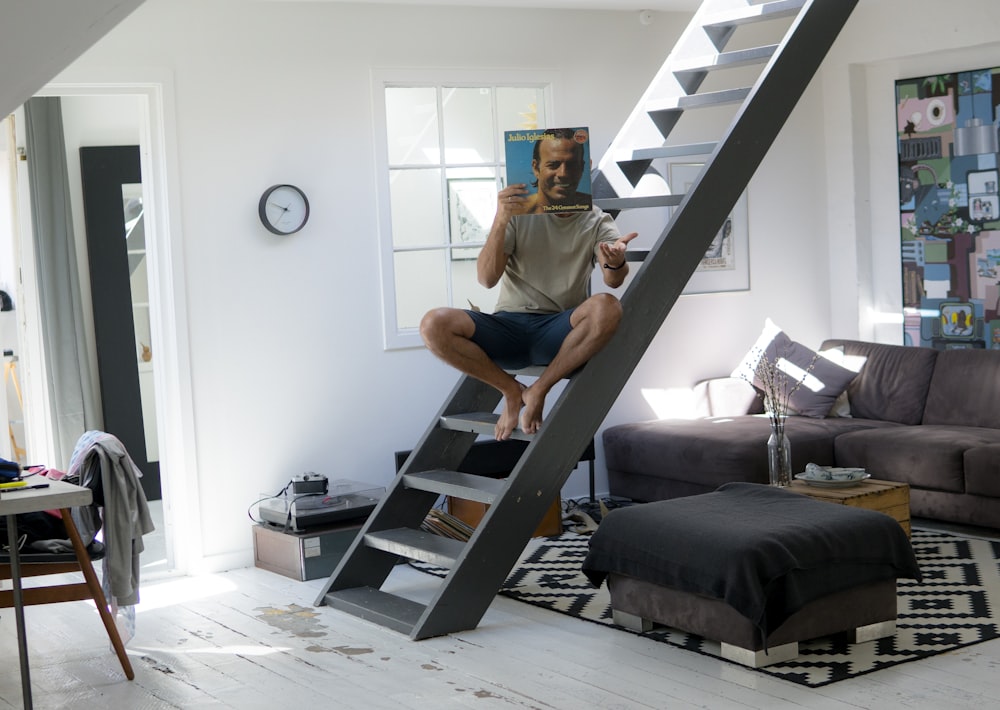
[17,78,201,576]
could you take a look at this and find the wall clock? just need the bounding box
[258,184,310,235]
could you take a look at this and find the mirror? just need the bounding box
[80,145,160,500]
[122,183,158,462]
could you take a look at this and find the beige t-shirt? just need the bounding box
[495,207,620,314]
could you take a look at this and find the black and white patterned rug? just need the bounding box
[413,528,1000,687]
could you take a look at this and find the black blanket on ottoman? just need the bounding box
[582,482,921,639]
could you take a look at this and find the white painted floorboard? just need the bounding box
[1,511,998,709]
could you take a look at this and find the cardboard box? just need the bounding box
[252,521,363,581]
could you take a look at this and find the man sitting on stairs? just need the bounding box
[421,130,637,441]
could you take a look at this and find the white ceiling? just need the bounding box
[267,0,701,11]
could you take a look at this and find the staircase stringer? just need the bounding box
[314,0,859,641]
[313,374,499,601]
[566,0,862,428]
[414,0,861,637]
[409,423,589,638]
[595,0,741,199]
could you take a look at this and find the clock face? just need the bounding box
[259,184,309,235]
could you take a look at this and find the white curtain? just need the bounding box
[23,97,100,466]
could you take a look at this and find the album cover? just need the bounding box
[504,127,592,215]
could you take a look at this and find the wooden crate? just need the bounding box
[397,439,567,539]
[448,496,563,538]
[787,478,910,537]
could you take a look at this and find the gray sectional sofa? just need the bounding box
[603,339,1000,530]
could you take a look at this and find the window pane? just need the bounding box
[394,250,448,330]
[442,87,495,164]
[389,168,445,247]
[497,87,547,135]
[377,78,549,348]
[385,87,439,165]
[451,254,498,315]
[446,172,496,247]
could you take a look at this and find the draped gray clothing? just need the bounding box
[67,431,155,607]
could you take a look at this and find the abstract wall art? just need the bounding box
[896,67,1000,350]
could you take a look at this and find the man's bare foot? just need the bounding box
[496,384,526,440]
[520,384,546,435]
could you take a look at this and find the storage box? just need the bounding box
[447,495,563,538]
[252,521,363,581]
[788,478,911,537]
[396,439,565,538]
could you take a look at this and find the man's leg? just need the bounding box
[520,293,622,434]
[419,307,526,440]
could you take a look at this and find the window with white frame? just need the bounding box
[373,71,550,349]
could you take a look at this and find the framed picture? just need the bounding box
[668,159,750,294]
[448,178,496,259]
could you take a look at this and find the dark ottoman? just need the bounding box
[582,483,922,667]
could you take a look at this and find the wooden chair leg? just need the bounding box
[60,508,135,680]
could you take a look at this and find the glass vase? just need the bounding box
[767,422,793,487]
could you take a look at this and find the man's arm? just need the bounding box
[598,232,639,288]
[478,184,528,288]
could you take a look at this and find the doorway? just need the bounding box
[10,84,196,574]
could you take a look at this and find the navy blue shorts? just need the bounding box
[467,309,575,370]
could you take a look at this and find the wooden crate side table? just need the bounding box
[787,478,911,537]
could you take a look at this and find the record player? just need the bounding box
[258,478,384,532]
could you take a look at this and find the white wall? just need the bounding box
[50,0,692,570]
[41,0,1000,572]
[817,0,1000,344]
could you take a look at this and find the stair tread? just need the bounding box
[645,86,751,113]
[673,44,778,74]
[702,0,806,29]
[322,586,423,636]
[439,412,534,441]
[632,142,716,160]
[365,527,465,568]
[403,470,506,504]
[508,365,545,377]
[595,195,683,210]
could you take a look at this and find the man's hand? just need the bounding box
[599,232,639,269]
[497,184,530,218]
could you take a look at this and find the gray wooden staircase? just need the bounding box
[314,0,858,640]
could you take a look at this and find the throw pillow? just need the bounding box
[731,319,860,418]
[818,347,868,417]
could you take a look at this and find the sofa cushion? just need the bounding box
[818,347,868,417]
[820,340,938,425]
[691,377,764,417]
[602,415,896,491]
[835,425,1000,493]
[731,320,859,418]
[922,349,1000,427]
[965,444,1000,497]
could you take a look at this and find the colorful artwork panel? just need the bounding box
[896,67,1000,349]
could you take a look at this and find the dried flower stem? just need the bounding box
[747,346,819,433]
